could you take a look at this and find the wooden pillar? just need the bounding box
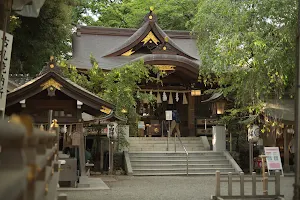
[76,123,86,176]
[284,127,291,172]
[188,94,195,136]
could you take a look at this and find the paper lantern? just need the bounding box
[191,90,201,96]
[175,92,179,102]
[163,91,168,101]
[156,92,162,104]
[183,93,188,104]
[168,92,173,104]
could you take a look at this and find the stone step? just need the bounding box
[129,148,205,152]
[132,172,235,176]
[129,144,204,147]
[129,152,225,159]
[130,156,225,162]
[131,164,233,169]
[132,168,236,175]
[130,141,203,143]
[129,151,222,155]
[130,159,230,165]
[128,137,201,140]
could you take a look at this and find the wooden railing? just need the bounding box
[0,119,66,200]
[196,118,218,136]
[211,171,284,200]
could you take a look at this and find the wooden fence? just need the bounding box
[0,119,66,200]
[211,171,284,200]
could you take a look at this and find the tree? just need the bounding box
[62,57,159,136]
[193,0,297,122]
[10,0,73,75]
[74,0,199,30]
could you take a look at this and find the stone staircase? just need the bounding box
[126,137,241,176]
[128,137,206,152]
[129,151,237,175]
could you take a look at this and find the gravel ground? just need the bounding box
[63,176,294,200]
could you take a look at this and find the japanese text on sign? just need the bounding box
[0,30,13,111]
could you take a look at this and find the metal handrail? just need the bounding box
[175,134,189,176]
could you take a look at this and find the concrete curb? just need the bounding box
[223,151,243,172]
[124,151,133,176]
[200,136,211,150]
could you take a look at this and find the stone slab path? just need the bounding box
[63,176,294,200]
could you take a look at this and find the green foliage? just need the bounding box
[74,0,199,30]
[193,0,297,124]
[63,57,158,136]
[10,0,73,75]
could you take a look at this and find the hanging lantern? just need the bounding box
[143,92,149,104]
[183,93,188,104]
[156,92,162,103]
[248,125,260,142]
[168,92,173,104]
[214,100,226,115]
[175,92,179,102]
[191,90,201,96]
[163,91,168,101]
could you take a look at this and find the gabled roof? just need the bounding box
[6,61,114,115]
[69,9,200,71]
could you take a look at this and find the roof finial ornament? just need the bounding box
[145,6,157,22]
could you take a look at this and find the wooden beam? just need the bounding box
[188,94,195,136]
[283,127,291,172]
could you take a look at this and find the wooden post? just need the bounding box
[48,110,53,131]
[260,155,268,195]
[77,124,86,177]
[263,172,269,195]
[252,172,256,196]
[240,172,244,197]
[284,127,291,172]
[228,172,232,196]
[275,170,281,196]
[249,140,253,173]
[100,139,104,171]
[215,171,221,197]
[188,94,195,136]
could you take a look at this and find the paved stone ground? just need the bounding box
[63,176,294,200]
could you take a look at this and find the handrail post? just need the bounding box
[177,136,188,176]
[216,171,221,197]
[186,152,189,176]
[228,172,232,196]
[240,172,244,197]
[167,121,170,151]
[275,170,280,196]
[174,133,177,152]
[263,172,269,195]
[252,172,256,196]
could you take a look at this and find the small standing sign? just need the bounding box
[165,110,172,121]
[71,132,81,146]
[264,147,284,176]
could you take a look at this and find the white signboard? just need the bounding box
[0,30,13,111]
[264,147,284,175]
[165,110,172,121]
[138,121,145,130]
[71,132,81,146]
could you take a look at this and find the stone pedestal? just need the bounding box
[212,126,226,152]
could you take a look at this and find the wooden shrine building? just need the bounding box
[5,57,116,177]
[69,8,225,137]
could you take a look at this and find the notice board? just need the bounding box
[264,147,284,176]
